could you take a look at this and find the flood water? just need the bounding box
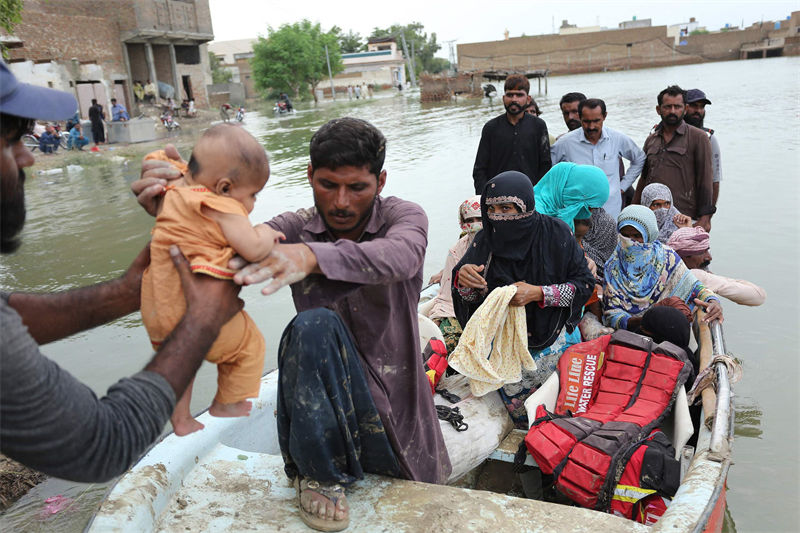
[1,56,798,532]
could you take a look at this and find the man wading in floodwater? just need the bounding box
[133,117,451,532]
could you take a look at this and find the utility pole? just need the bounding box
[399,33,416,88]
[444,39,457,74]
[324,44,336,101]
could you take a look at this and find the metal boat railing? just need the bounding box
[686,320,735,533]
[708,321,734,458]
[709,320,734,460]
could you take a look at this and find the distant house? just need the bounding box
[333,37,406,92]
[3,0,215,117]
[668,18,702,44]
[208,39,257,99]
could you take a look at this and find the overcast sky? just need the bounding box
[209,0,797,57]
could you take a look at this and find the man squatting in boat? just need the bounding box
[0,62,244,483]
[134,117,451,531]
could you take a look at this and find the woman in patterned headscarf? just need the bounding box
[640,183,692,243]
[603,205,723,331]
[582,207,618,278]
[428,195,482,352]
[452,171,594,426]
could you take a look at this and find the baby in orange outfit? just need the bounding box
[141,124,283,436]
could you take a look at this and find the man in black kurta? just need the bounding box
[472,74,551,194]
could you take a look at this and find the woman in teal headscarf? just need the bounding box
[533,162,610,232]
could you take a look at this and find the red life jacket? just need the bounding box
[524,330,690,512]
[610,430,680,522]
[423,339,449,394]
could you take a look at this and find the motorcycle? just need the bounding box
[273,100,292,114]
[22,124,69,152]
[161,112,180,132]
[235,106,245,122]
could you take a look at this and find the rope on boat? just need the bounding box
[436,405,469,432]
[687,353,743,405]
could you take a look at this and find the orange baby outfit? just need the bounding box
[141,185,265,405]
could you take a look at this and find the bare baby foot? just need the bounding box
[172,415,205,436]
[209,399,252,418]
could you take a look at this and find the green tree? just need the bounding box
[0,0,24,59]
[332,27,364,53]
[369,22,441,75]
[208,51,232,84]
[251,20,342,102]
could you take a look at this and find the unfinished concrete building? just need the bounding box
[4,0,214,118]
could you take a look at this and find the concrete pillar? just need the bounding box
[169,43,182,100]
[121,43,136,114]
[145,41,159,103]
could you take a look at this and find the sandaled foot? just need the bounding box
[209,399,252,418]
[294,477,349,532]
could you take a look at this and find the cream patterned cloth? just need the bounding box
[449,285,535,396]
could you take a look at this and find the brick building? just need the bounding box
[4,0,214,118]
[458,12,799,76]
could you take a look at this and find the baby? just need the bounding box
[141,124,282,436]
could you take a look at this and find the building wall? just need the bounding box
[179,43,212,104]
[234,57,256,99]
[457,22,791,75]
[332,64,402,89]
[6,0,214,111]
[132,0,212,34]
[127,43,149,83]
[681,27,771,60]
[6,1,137,117]
[458,26,675,73]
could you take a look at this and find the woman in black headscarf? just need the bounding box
[452,171,594,426]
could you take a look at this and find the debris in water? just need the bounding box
[237,455,248,461]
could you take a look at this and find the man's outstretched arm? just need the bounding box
[8,245,149,345]
[0,247,243,482]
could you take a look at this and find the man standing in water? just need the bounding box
[0,62,243,482]
[472,74,551,193]
[634,85,714,231]
[684,88,722,206]
[134,117,451,532]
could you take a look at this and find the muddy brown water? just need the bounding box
[1,56,797,532]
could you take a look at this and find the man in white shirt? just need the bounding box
[551,98,645,219]
[667,227,765,307]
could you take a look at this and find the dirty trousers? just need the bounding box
[277,308,402,485]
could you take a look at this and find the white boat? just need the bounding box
[88,288,733,532]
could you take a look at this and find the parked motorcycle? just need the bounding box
[22,123,69,152]
[161,111,180,132]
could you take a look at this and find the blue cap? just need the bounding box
[686,89,711,105]
[0,61,78,121]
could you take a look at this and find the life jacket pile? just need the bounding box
[423,338,449,394]
[523,330,690,522]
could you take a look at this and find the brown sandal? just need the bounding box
[294,476,350,532]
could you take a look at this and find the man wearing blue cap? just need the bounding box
[684,88,722,206]
[0,62,243,483]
